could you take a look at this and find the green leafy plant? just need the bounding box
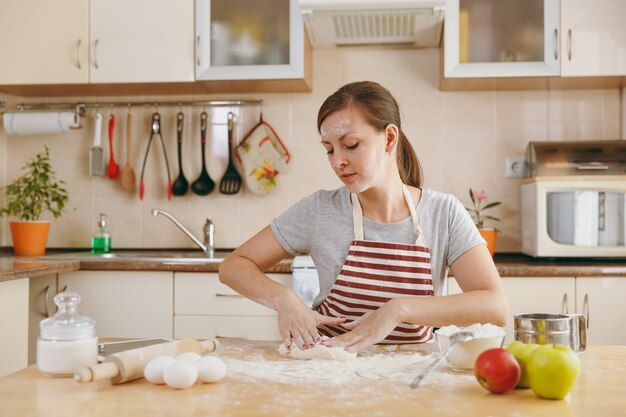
[0,146,69,221]
[465,189,501,229]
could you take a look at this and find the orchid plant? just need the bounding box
[465,189,501,229]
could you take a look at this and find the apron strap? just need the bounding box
[350,185,427,246]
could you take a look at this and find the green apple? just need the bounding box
[506,341,540,388]
[528,344,580,400]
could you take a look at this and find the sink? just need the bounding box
[41,250,231,264]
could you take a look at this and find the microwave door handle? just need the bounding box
[598,192,605,232]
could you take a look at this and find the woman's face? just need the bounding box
[320,106,394,193]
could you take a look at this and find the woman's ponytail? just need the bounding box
[397,130,423,188]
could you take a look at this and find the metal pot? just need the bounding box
[513,313,587,352]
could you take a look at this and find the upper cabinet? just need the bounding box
[0,0,89,84]
[90,0,194,83]
[195,0,308,82]
[444,0,560,78]
[560,0,626,77]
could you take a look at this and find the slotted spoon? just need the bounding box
[218,112,242,195]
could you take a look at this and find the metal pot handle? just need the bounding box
[570,314,587,353]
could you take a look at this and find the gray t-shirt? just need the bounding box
[271,187,485,307]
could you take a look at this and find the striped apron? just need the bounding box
[317,185,435,343]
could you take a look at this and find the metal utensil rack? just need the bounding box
[4,99,262,116]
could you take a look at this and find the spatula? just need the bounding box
[120,112,136,191]
[89,112,104,176]
[106,114,120,179]
[219,112,242,194]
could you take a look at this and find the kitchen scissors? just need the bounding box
[139,112,172,200]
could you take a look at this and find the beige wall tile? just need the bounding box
[496,90,549,122]
[548,122,604,141]
[548,90,604,122]
[443,91,495,125]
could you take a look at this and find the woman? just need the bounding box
[220,81,508,353]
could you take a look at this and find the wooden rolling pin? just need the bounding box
[74,338,220,384]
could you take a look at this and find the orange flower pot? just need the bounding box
[10,221,51,257]
[479,228,498,258]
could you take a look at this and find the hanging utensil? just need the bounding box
[219,112,242,195]
[410,331,474,389]
[139,112,172,201]
[172,112,189,196]
[89,112,104,176]
[106,114,120,179]
[190,111,215,196]
[120,112,136,192]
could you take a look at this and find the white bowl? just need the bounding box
[435,331,505,371]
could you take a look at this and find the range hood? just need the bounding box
[299,0,445,48]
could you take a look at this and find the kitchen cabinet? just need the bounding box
[560,0,626,77]
[27,274,59,366]
[195,0,310,85]
[0,0,89,85]
[174,272,290,341]
[58,271,173,339]
[0,278,29,377]
[444,0,560,78]
[90,0,194,83]
[575,277,626,346]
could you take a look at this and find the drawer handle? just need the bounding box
[215,293,243,298]
[44,285,51,318]
[583,293,590,328]
[561,293,568,315]
[216,335,249,340]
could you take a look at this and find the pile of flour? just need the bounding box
[435,323,505,338]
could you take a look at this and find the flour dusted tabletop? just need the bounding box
[1,341,625,417]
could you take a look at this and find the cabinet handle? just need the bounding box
[44,285,51,318]
[215,293,243,298]
[553,28,558,60]
[215,335,249,340]
[196,36,201,66]
[93,39,99,69]
[583,293,589,328]
[567,29,572,61]
[75,39,82,70]
[561,293,568,314]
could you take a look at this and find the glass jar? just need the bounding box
[37,292,98,377]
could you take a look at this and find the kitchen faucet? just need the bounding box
[151,208,215,258]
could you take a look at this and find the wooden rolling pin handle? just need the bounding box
[74,361,119,383]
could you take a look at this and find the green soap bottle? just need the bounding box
[91,213,111,254]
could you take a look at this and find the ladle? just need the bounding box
[191,111,215,196]
[410,330,474,389]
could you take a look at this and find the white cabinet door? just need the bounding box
[195,0,305,80]
[90,0,194,83]
[560,0,626,76]
[0,279,29,377]
[444,0,560,78]
[501,277,576,343]
[174,315,282,341]
[576,277,626,346]
[0,0,89,84]
[58,271,174,339]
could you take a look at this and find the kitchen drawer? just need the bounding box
[174,273,290,316]
[174,315,281,341]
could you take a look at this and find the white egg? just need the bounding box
[194,356,227,383]
[163,361,198,389]
[176,352,202,363]
[144,356,176,384]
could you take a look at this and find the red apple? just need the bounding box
[474,348,521,394]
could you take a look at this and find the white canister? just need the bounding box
[37,292,97,377]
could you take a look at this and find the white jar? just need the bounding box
[37,292,97,377]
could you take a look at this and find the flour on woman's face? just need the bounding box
[320,107,388,193]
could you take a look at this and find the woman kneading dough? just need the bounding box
[219,81,508,353]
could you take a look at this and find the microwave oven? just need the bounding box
[521,176,626,258]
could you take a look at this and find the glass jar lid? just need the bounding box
[39,292,96,341]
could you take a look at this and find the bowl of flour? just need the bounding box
[435,323,505,371]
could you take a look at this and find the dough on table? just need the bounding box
[278,337,357,362]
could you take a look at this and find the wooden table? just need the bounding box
[0,341,624,417]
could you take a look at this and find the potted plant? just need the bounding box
[0,146,69,256]
[465,189,501,257]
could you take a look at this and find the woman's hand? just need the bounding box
[276,293,346,350]
[325,300,404,352]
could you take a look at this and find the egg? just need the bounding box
[176,352,202,363]
[163,361,198,389]
[144,356,176,384]
[194,356,227,383]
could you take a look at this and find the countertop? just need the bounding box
[0,340,624,417]
[1,249,626,283]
